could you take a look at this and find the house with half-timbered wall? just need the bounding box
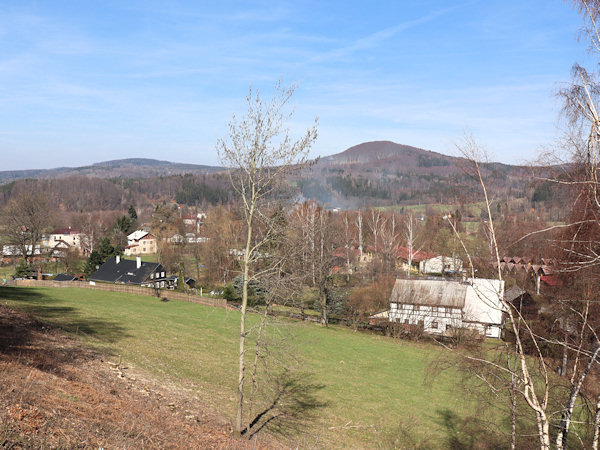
[388,278,505,338]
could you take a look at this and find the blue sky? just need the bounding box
[0,0,592,170]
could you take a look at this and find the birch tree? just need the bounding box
[217,82,317,437]
[404,213,421,278]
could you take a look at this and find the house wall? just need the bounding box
[421,256,463,274]
[124,246,138,256]
[463,278,504,339]
[397,261,419,274]
[50,233,82,248]
[138,237,157,254]
[126,237,157,255]
[388,278,505,338]
[389,303,463,334]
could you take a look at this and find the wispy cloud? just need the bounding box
[303,4,466,65]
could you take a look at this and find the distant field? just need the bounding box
[0,286,505,447]
[122,254,159,263]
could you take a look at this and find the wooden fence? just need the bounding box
[11,279,227,308]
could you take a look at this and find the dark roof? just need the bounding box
[51,227,81,235]
[53,273,77,282]
[390,278,467,308]
[504,285,527,303]
[89,257,165,285]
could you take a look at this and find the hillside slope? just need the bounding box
[0,304,269,448]
[0,158,222,184]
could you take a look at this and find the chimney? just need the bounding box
[136,256,141,269]
[116,255,120,264]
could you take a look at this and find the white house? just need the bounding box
[420,255,463,274]
[125,230,157,256]
[388,278,504,338]
[48,227,84,252]
[394,246,463,275]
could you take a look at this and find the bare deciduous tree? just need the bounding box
[216,82,317,437]
[0,192,52,264]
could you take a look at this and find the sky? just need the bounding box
[0,0,593,170]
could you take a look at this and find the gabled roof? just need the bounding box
[53,273,78,282]
[127,230,152,241]
[393,246,437,263]
[53,240,71,248]
[504,285,527,303]
[89,257,165,284]
[390,278,467,308]
[51,227,81,235]
[541,275,563,287]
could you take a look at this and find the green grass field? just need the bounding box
[0,286,499,447]
[122,253,159,263]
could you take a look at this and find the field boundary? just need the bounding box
[9,279,227,308]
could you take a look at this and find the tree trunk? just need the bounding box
[561,332,568,376]
[592,393,600,450]
[247,303,270,432]
[235,208,253,437]
[319,286,328,326]
[556,347,600,449]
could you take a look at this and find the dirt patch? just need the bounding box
[0,305,274,449]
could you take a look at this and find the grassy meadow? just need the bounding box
[0,286,505,447]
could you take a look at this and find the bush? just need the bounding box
[223,276,267,306]
[14,262,29,279]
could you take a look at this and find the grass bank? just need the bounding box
[0,286,499,447]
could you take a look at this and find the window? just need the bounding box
[431,321,438,329]
[446,324,452,331]
[156,272,160,278]
[161,271,165,277]
[150,273,154,279]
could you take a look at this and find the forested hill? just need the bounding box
[0,158,222,184]
[295,141,544,208]
[0,141,552,212]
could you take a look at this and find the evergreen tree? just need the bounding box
[84,238,121,277]
[128,205,138,220]
[114,215,134,234]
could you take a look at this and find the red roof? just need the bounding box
[51,227,81,235]
[393,246,437,262]
[541,275,563,287]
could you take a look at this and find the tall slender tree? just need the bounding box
[217,82,317,437]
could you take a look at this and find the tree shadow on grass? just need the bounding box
[242,371,327,439]
[0,287,130,378]
[436,408,509,450]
